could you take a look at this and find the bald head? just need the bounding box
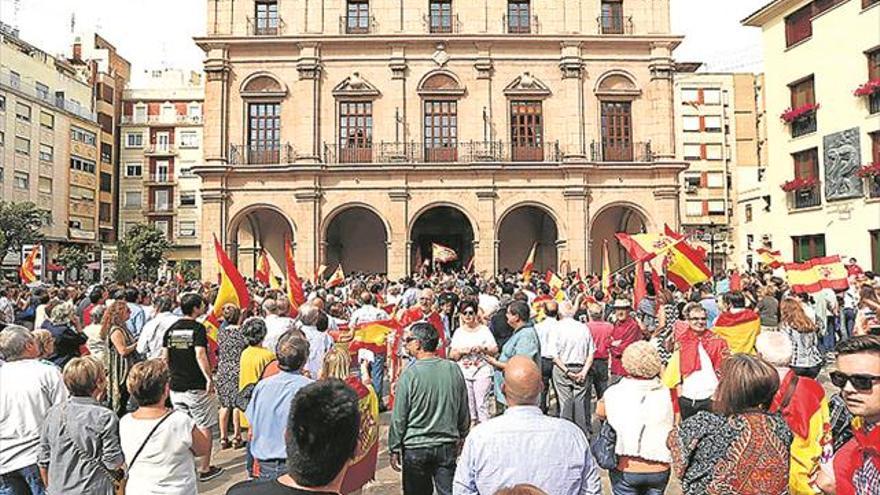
[502,356,543,406]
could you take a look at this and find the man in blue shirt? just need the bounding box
[484,300,541,409]
[245,331,313,480]
[123,287,146,339]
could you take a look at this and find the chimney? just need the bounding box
[72,36,82,60]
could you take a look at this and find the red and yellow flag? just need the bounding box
[713,309,761,354]
[255,250,270,285]
[665,239,711,291]
[522,242,537,282]
[784,255,849,294]
[545,270,565,301]
[615,231,710,290]
[348,320,399,356]
[326,264,345,288]
[757,248,784,269]
[285,237,306,316]
[314,264,327,284]
[208,235,250,334]
[431,243,458,263]
[339,376,380,494]
[19,245,39,284]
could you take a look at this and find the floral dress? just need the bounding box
[214,323,247,409]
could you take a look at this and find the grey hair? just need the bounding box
[558,300,577,319]
[755,331,793,367]
[262,298,279,315]
[241,317,268,346]
[89,304,106,324]
[0,325,35,361]
[298,305,319,326]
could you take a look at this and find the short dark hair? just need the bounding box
[723,291,746,309]
[507,300,530,323]
[410,322,439,352]
[835,335,880,356]
[124,287,139,303]
[179,293,205,316]
[459,299,478,314]
[153,295,174,314]
[276,332,309,371]
[713,354,779,416]
[89,286,105,304]
[241,317,268,346]
[286,380,359,486]
[314,312,328,332]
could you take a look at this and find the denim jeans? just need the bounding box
[402,443,456,495]
[256,458,287,480]
[609,469,670,495]
[371,353,387,401]
[0,464,45,495]
[820,316,837,354]
[843,308,856,341]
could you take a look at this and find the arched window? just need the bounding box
[238,74,287,165]
[418,72,465,162]
[594,71,641,162]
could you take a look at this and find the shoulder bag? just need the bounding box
[591,420,619,470]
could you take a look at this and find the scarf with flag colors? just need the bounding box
[339,376,380,493]
[255,250,270,285]
[784,255,849,294]
[712,309,761,354]
[661,327,729,388]
[19,245,39,284]
[207,235,251,365]
[285,237,306,316]
[432,243,458,263]
[522,242,537,282]
[757,247,784,269]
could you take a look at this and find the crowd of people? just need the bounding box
[0,258,878,495]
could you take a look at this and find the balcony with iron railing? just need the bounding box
[424,13,461,34]
[120,114,202,126]
[339,15,377,34]
[787,183,822,210]
[322,140,561,164]
[229,143,296,165]
[144,144,178,156]
[247,16,286,36]
[866,176,880,199]
[790,111,818,138]
[502,14,539,34]
[143,172,176,186]
[597,15,633,34]
[146,202,175,215]
[590,141,654,163]
[0,70,96,122]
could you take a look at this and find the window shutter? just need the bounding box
[700,172,708,187]
[872,132,880,163]
[869,50,880,81]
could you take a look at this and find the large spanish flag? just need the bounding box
[616,231,710,290]
[339,376,380,493]
[348,320,398,356]
[19,245,39,284]
[284,237,306,316]
[432,243,458,263]
[545,270,565,301]
[757,248,784,269]
[784,255,849,294]
[522,242,537,282]
[665,238,711,291]
[208,235,250,347]
[255,250,270,285]
[712,309,761,354]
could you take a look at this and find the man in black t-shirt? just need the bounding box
[226,380,360,495]
[161,293,223,482]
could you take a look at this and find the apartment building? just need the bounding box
[744,0,880,271]
[194,0,688,279]
[674,68,763,273]
[0,23,102,274]
[119,69,204,266]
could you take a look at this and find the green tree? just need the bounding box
[177,260,201,283]
[118,224,171,280]
[0,201,49,256]
[112,243,136,284]
[57,245,90,281]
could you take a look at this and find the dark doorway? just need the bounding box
[410,206,474,272]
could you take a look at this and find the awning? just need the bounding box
[46,263,64,272]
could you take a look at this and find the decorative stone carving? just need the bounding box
[504,72,551,97]
[431,43,450,67]
[823,127,863,201]
[332,72,381,98]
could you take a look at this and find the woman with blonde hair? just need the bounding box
[779,297,823,378]
[102,300,138,417]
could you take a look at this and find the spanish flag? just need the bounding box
[522,242,537,282]
[545,270,565,301]
[339,376,380,493]
[255,250,270,285]
[784,255,849,294]
[664,238,711,291]
[432,243,458,263]
[757,248,784,269]
[712,309,761,354]
[284,237,306,316]
[601,239,611,294]
[326,264,345,288]
[20,245,39,284]
[207,236,251,362]
[348,320,398,355]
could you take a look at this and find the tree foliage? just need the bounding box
[0,201,49,256]
[57,245,90,281]
[115,224,171,281]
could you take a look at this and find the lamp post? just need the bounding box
[708,221,717,291]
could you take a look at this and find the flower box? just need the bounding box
[780,103,820,123]
[854,79,880,97]
[780,177,818,192]
[856,162,880,178]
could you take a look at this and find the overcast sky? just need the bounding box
[0,0,768,83]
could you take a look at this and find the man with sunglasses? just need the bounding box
[816,335,880,495]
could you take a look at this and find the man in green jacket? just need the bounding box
[388,321,470,495]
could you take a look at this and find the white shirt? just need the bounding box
[137,312,180,359]
[120,411,197,495]
[0,359,68,474]
[534,318,558,359]
[348,305,390,328]
[548,318,594,365]
[681,343,719,400]
[263,314,296,353]
[604,377,673,463]
[450,325,496,380]
[301,325,334,379]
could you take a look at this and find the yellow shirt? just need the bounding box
[238,346,275,428]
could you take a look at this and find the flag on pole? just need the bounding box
[19,245,39,284]
[784,255,849,294]
[207,235,251,363]
[314,264,327,284]
[431,243,458,263]
[664,240,711,291]
[522,243,537,282]
[545,270,565,301]
[326,264,345,288]
[464,256,475,273]
[616,231,710,291]
[601,239,611,294]
[255,250,270,285]
[285,237,306,316]
[757,248,784,269]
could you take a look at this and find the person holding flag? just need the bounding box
[19,245,40,284]
[713,291,762,355]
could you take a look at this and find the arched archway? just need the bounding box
[227,206,295,279]
[409,205,475,272]
[590,203,648,273]
[497,205,559,274]
[324,206,388,274]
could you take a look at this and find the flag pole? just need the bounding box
[607,233,696,281]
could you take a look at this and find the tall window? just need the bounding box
[507,0,531,34]
[785,3,813,47]
[429,0,453,33]
[792,234,825,262]
[600,0,624,34]
[346,0,370,33]
[255,0,279,35]
[424,100,457,162]
[510,101,543,161]
[789,76,817,137]
[600,101,633,161]
[869,48,880,114]
[791,148,821,209]
[868,131,880,198]
[339,102,372,163]
[247,102,281,164]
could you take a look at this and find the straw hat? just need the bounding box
[611,298,632,310]
[621,341,662,378]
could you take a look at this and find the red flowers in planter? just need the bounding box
[856,162,880,178]
[854,79,880,97]
[781,177,818,192]
[780,103,820,123]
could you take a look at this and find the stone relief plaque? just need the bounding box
[823,128,863,201]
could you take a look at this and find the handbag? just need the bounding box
[591,420,619,470]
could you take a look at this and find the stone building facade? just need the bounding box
[195,0,687,279]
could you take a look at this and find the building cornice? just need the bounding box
[742,0,812,27]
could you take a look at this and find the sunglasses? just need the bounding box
[403,336,418,344]
[689,317,707,322]
[462,310,476,316]
[830,371,880,391]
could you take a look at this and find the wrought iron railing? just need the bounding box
[589,141,654,162]
[424,13,460,34]
[247,16,286,36]
[597,15,633,34]
[323,141,561,164]
[790,111,817,138]
[788,183,822,209]
[229,143,295,165]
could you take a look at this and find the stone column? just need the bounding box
[648,42,676,160]
[559,42,586,158]
[563,187,588,273]
[294,191,321,278]
[475,190,497,275]
[297,43,322,161]
[388,189,410,278]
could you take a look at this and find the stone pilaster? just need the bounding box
[388,189,410,278]
[475,189,498,275]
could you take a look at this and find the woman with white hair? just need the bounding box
[756,331,831,495]
[41,302,87,368]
